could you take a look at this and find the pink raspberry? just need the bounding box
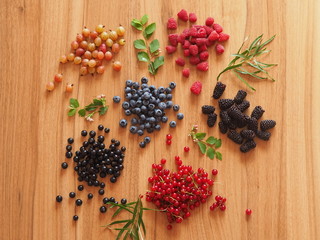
[189,56,200,65]
[189,13,197,23]
[205,17,215,26]
[182,68,190,78]
[167,18,178,30]
[199,51,209,61]
[190,37,197,44]
[208,31,219,42]
[178,34,186,44]
[177,9,188,22]
[183,28,190,37]
[189,45,199,56]
[218,33,230,42]
[196,61,209,72]
[166,45,177,54]
[216,44,225,54]
[195,38,207,46]
[183,49,190,57]
[168,34,179,46]
[199,45,208,52]
[206,39,215,47]
[213,23,223,33]
[197,28,207,38]
[183,40,191,49]
[203,26,213,35]
[190,81,202,95]
[192,25,202,30]
[189,27,198,37]
[175,57,185,66]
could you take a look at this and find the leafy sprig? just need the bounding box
[131,15,164,75]
[189,125,222,160]
[217,34,277,91]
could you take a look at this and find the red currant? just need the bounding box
[210,205,215,211]
[246,209,252,216]
[220,204,226,211]
[184,146,190,152]
[212,169,218,175]
[161,159,166,164]
[167,224,172,230]
[215,195,223,202]
[166,140,172,145]
[166,134,172,140]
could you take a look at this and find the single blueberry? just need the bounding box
[149,117,156,123]
[126,80,133,87]
[155,109,162,116]
[129,100,136,107]
[122,102,130,109]
[119,119,127,127]
[177,113,184,120]
[139,141,146,148]
[137,130,144,136]
[131,108,136,114]
[130,126,137,134]
[149,85,156,91]
[134,108,141,114]
[169,121,177,128]
[132,82,140,90]
[139,124,145,130]
[161,116,168,123]
[136,100,142,107]
[158,102,166,109]
[131,118,138,125]
[147,128,154,133]
[125,93,132,100]
[158,87,165,93]
[143,100,149,105]
[145,123,151,129]
[159,93,166,100]
[169,82,176,89]
[148,104,155,110]
[141,83,148,89]
[173,104,180,111]
[141,106,147,112]
[155,125,161,131]
[166,94,172,100]
[125,87,131,93]
[141,77,148,83]
[140,114,146,120]
[165,88,172,94]
[125,110,132,116]
[144,136,151,144]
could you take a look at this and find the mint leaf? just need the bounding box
[131,19,143,30]
[69,98,79,108]
[137,52,150,62]
[149,39,159,53]
[216,151,222,160]
[145,23,156,34]
[206,147,215,159]
[85,104,97,111]
[68,109,76,117]
[93,99,103,106]
[99,106,108,115]
[215,139,222,148]
[140,15,148,25]
[133,39,147,50]
[206,136,216,145]
[78,109,86,117]
[197,142,207,154]
[153,56,164,70]
[148,62,155,75]
[195,133,206,140]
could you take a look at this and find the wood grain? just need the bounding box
[0,0,319,239]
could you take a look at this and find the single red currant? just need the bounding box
[166,134,172,140]
[166,140,172,145]
[220,204,226,211]
[212,169,218,175]
[184,146,190,152]
[215,195,223,202]
[246,209,252,216]
[167,224,172,230]
[161,159,166,164]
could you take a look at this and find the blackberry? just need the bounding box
[251,106,265,120]
[212,82,226,99]
[218,99,234,110]
[227,106,246,122]
[240,140,257,153]
[207,113,217,127]
[260,120,276,131]
[202,105,215,114]
[256,130,271,141]
[234,90,247,104]
[227,130,243,144]
[247,117,258,132]
[220,111,231,125]
[228,119,238,130]
[236,100,250,112]
[218,122,228,134]
[240,130,256,140]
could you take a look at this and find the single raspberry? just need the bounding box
[202,105,215,114]
[177,9,188,22]
[175,57,185,67]
[208,31,219,42]
[218,121,228,134]
[203,26,213,35]
[196,61,209,72]
[183,40,191,49]
[167,18,178,30]
[189,56,200,65]
[234,90,247,104]
[212,82,226,99]
[197,28,207,38]
[207,113,217,127]
[190,81,202,95]
[260,120,276,131]
[183,28,190,36]
[247,117,258,132]
[189,45,199,56]
[256,130,271,141]
[227,130,243,144]
[240,140,256,153]
[168,34,179,46]
[251,106,265,120]
[189,13,197,22]
[192,25,202,29]
[213,23,223,33]
[177,34,186,44]
[216,44,225,54]
[218,99,234,110]
[199,51,209,61]
[183,49,190,57]
[220,111,231,125]
[205,17,214,26]
[189,27,198,37]
[182,68,190,78]
[206,39,215,47]
[240,130,256,140]
[166,45,177,54]
[236,100,250,112]
[199,45,208,52]
[195,38,207,46]
[218,33,230,42]
[190,37,197,44]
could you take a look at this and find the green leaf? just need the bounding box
[69,98,79,108]
[153,56,164,70]
[216,151,222,160]
[85,105,97,111]
[233,71,256,91]
[145,23,156,35]
[137,51,150,62]
[217,63,243,81]
[195,132,206,140]
[249,34,263,51]
[133,39,146,50]
[68,109,76,117]
[206,136,216,145]
[259,35,276,49]
[140,15,148,25]
[108,219,131,226]
[78,109,86,117]
[197,142,207,154]
[115,221,132,240]
[148,62,156,75]
[93,99,103,106]
[206,147,215,159]
[149,39,159,53]
[131,19,143,30]
[99,106,108,115]
[215,139,222,148]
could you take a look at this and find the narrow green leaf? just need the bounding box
[99,106,108,115]
[235,68,267,80]
[148,62,156,75]
[131,19,143,30]
[116,221,132,240]
[215,139,222,148]
[145,23,156,35]
[248,34,263,51]
[133,39,147,50]
[206,147,215,159]
[78,109,86,117]
[85,106,97,111]
[69,98,79,108]
[140,15,148,25]
[197,142,207,154]
[217,63,243,81]
[216,151,222,160]
[231,53,248,59]
[195,132,206,140]
[259,35,276,49]
[137,51,150,62]
[206,136,216,145]
[112,207,125,218]
[153,56,164,70]
[233,71,256,91]
[108,219,131,226]
[68,109,76,117]
[149,39,160,53]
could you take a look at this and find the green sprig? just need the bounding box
[217,34,277,91]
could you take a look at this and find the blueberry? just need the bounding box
[153,90,158,96]
[158,87,165,93]
[159,93,166,100]
[125,87,131,93]
[119,119,127,127]
[139,141,146,148]
[166,101,173,109]
[165,88,172,94]
[161,116,168,123]
[134,108,141,114]
[149,117,156,123]
[166,94,172,100]
[144,136,151,144]
[129,100,136,107]
[173,104,180,111]
[130,126,137,134]
[143,88,150,93]
[143,100,149,105]
[136,100,142,107]
[177,113,184,120]
[141,83,148,89]
[147,128,154,133]
[169,121,177,128]
[113,96,121,103]
[137,130,144,136]
[140,114,146,121]
[132,82,140,89]
[141,77,148,83]
[148,104,155,110]
[126,80,133,87]
[149,85,156,91]
[169,82,176,89]
[122,102,130,109]
[125,110,132,116]
[155,125,161,131]
[155,109,162,116]
[158,102,166,109]
[139,124,145,130]
[131,89,137,94]
[145,123,151,129]
[131,108,136,114]
[125,93,132,100]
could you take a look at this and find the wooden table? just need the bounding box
[1,0,319,239]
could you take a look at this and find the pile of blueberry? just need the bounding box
[113,77,184,148]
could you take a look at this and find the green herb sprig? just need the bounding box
[68,95,108,121]
[189,125,222,160]
[217,34,277,91]
[131,15,164,75]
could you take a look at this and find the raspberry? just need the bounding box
[190,81,202,95]
[227,130,243,144]
[218,33,230,42]
[189,13,197,22]
[195,38,207,46]
[220,111,231,125]
[199,51,209,61]
[175,57,185,66]
[251,106,265,120]
[189,27,198,37]
[240,140,257,153]
[178,34,186,44]
[202,105,215,114]
[166,45,177,54]
[206,39,215,47]
[218,99,234,110]
[247,117,258,132]
[212,82,226,99]
[182,68,190,78]
[199,45,208,52]
[218,121,228,134]
[167,18,178,30]
[196,61,209,72]
[207,113,217,127]
[168,34,179,46]
[197,28,207,38]
[236,100,250,112]
[183,28,190,36]
[256,130,271,141]
[234,90,247,104]
[208,31,219,42]
[205,17,214,26]
[189,56,200,65]
[183,49,190,57]
[183,40,191,49]
[213,23,223,33]
[189,45,199,56]
[260,120,276,131]
[216,44,225,54]
[240,130,256,140]
[177,9,188,22]
[203,26,213,35]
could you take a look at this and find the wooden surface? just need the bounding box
[1,0,319,239]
